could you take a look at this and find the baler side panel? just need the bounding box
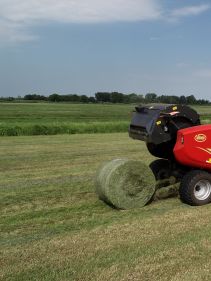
[174,125,211,170]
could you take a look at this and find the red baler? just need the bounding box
[129,104,211,206]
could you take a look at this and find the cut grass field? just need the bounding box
[1,133,211,280]
[0,102,211,136]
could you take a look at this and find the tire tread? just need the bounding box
[179,170,211,206]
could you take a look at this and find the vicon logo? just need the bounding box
[195,134,207,142]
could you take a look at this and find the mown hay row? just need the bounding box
[154,184,179,200]
[0,121,129,136]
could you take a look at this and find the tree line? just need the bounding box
[0,92,210,105]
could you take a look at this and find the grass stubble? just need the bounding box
[1,133,211,280]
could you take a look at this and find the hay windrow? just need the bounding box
[154,183,179,200]
[155,176,177,190]
[95,159,156,209]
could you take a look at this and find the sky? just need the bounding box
[0,0,211,99]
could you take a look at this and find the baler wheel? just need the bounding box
[179,170,211,206]
[149,159,171,180]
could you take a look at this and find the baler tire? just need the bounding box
[179,170,211,206]
[149,159,171,180]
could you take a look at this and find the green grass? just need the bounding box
[0,103,134,136]
[0,102,211,136]
[0,102,133,123]
[2,133,211,280]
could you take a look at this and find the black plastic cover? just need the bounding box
[129,104,200,145]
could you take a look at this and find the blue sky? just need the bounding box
[0,0,211,98]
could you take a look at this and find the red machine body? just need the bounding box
[129,104,211,206]
[174,124,211,170]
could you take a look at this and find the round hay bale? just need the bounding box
[95,159,125,204]
[95,159,156,209]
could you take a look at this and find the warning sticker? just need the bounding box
[169,111,179,116]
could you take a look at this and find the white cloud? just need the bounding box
[1,0,162,23]
[0,0,161,43]
[176,62,189,68]
[0,19,37,44]
[171,4,210,18]
[194,69,211,78]
[149,36,160,41]
[0,1,210,44]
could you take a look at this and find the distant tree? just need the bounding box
[80,95,89,103]
[179,95,187,104]
[166,95,180,104]
[110,92,124,103]
[88,97,96,103]
[156,95,168,104]
[24,94,34,100]
[71,95,80,102]
[186,95,197,104]
[126,93,144,104]
[17,92,211,105]
[48,93,61,102]
[136,94,145,103]
[145,93,157,103]
[7,97,15,101]
[24,94,47,101]
[197,99,210,105]
[95,92,111,103]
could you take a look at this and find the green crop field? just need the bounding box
[1,133,211,281]
[0,102,211,136]
[0,103,133,136]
